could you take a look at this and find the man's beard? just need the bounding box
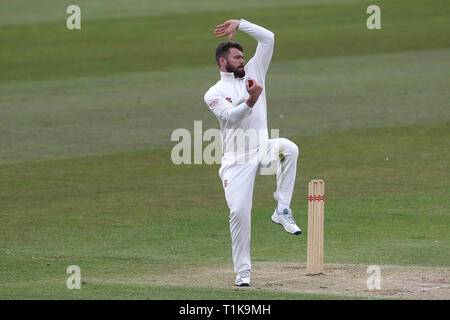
[226,64,246,78]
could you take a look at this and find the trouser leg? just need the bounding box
[259,138,299,207]
[220,162,258,273]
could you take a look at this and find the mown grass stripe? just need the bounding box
[1,0,449,83]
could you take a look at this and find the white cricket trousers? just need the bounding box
[218,138,299,273]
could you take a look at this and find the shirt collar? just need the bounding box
[220,71,244,81]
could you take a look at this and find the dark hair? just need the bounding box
[215,42,244,67]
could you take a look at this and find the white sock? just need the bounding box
[277,203,290,213]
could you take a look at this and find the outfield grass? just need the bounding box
[0,280,368,300]
[1,49,449,163]
[1,123,448,298]
[1,0,449,84]
[0,0,449,299]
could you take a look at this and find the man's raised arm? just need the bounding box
[214,19,274,77]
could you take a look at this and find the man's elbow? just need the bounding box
[226,112,242,124]
[264,31,274,45]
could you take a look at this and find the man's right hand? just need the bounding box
[214,20,240,41]
[245,79,263,108]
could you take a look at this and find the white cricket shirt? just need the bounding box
[204,19,274,162]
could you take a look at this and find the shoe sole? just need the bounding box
[235,283,250,287]
[271,216,302,235]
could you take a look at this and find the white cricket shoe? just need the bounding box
[235,270,251,287]
[271,208,302,235]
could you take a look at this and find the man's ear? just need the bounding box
[219,57,227,68]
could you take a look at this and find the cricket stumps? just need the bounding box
[307,179,325,275]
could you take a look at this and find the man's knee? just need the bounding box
[279,138,299,157]
[229,205,251,219]
[229,202,251,227]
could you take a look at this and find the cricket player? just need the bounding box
[204,19,301,287]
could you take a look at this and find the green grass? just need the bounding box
[1,0,449,83]
[1,123,448,299]
[1,49,449,163]
[0,0,449,299]
[0,280,366,300]
[0,0,361,26]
